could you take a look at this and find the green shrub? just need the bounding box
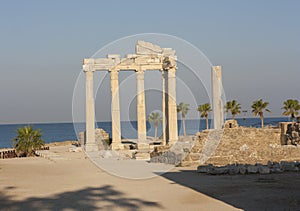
[12,125,45,157]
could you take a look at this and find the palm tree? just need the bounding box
[251,99,271,128]
[225,100,241,119]
[148,112,163,141]
[282,99,300,123]
[12,125,45,157]
[198,103,212,130]
[177,102,190,136]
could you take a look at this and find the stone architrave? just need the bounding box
[212,66,224,129]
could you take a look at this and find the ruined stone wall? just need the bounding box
[78,128,110,149]
[183,127,300,166]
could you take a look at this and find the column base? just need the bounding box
[134,152,151,160]
[167,139,178,146]
[84,143,98,152]
[111,143,124,150]
[137,143,150,150]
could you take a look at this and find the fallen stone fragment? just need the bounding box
[247,165,258,174]
[228,166,240,175]
[280,161,296,171]
[208,166,228,175]
[197,165,211,173]
[258,166,270,174]
[239,166,247,174]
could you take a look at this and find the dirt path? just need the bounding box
[0,145,240,211]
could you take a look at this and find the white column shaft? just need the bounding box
[212,66,224,129]
[85,70,96,151]
[161,71,167,145]
[167,68,178,142]
[110,70,122,150]
[136,70,147,143]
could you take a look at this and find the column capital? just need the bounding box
[168,67,176,73]
[136,68,145,80]
[83,64,95,73]
[110,68,120,73]
[135,67,145,73]
[212,65,222,71]
[212,66,222,78]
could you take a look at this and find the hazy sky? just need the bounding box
[0,0,299,123]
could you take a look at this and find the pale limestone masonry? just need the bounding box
[82,41,225,152]
[110,69,122,150]
[224,119,239,128]
[212,66,224,129]
[82,41,178,151]
[78,128,110,149]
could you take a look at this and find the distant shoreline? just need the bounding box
[0,117,290,126]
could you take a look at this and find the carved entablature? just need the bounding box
[83,41,176,72]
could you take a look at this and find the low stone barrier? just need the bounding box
[197,161,300,175]
[0,146,49,159]
[0,149,17,159]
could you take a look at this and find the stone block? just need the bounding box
[107,54,120,59]
[69,147,82,152]
[258,166,270,174]
[136,41,163,55]
[137,143,150,150]
[270,167,283,173]
[273,162,280,169]
[84,143,98,152]
[126,54,137,59]
[239,166,247,174]
[162,48,176,56]
[280,161,296,171]
[247,165,258,174]
[197,165,213,173]
[228,166,240,175]
[134,152,150,161]
[208,166,229,175]
[111,143,124,150]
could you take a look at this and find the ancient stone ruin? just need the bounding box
[279,122,300,145]
[224,119,239,129]
[82,41,178,152]
[81,41,224,152]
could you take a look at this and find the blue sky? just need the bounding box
[0,0,300,123]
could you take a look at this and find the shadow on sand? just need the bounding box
[0,185,162,211]
[159,170,300,211]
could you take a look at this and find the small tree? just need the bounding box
[282,99,300,123]
[198,103,212,130]
[148,112,162,141]
[12,125,45,157]
[225,100,241,120]
[177,102,190,136]
[251,99,271,128]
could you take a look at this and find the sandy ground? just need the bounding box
[0,145,300,211]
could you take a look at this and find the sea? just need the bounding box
[0,117,290,148]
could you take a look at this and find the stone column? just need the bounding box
[136,69,148,149]
[161,70,167,145]
[212,66,224,129]
[110,69,123,150]
[84,68,97,151]
[167,67,178,144]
